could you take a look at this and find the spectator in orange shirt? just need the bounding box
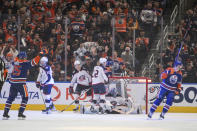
[136,30,149,49]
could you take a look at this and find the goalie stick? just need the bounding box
[59,88,91,112]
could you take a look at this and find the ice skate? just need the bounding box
[42,107,51,114]
[147,112,152,120]
[73,106,79,112]
[49,103,56,111]
[159,114,164,120]
[98,107,105,114]
[2,111,10,120]
[18,113,26,120]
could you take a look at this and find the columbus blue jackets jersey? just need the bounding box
[9,56,40,84]
[160,67,182,91]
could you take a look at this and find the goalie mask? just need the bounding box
[40,57,48,67]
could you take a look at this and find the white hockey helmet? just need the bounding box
[99,58,107,65]
[40,57,48,67]
[74,60,81,66]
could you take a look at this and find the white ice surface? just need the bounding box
[0,110,197,131]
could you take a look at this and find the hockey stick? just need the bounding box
[0,58,6,92]
[59,88,91,113]
[175,25,189,62]
[38,87,47,109]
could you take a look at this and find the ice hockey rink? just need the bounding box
[0,111,197,131]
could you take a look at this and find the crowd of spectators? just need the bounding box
[155,3,197,83]
[0,0,185,82]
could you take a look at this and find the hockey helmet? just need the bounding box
[40,57,48,67]
[99,58,107,65]
[74,60,81,66]
[17,51,27,59]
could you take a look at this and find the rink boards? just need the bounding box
[0,82,197,113]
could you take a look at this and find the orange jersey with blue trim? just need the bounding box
[160,67,182,91]
[9,56,40,84]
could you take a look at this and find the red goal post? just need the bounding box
[108,76,151,114]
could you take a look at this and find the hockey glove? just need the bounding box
[36,82,40,88]
[39,49,48,56]
[175,87,183,95]
[69,86,74,94]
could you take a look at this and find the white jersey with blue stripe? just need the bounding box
[37,65,54,85]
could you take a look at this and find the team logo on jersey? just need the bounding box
[169,75,178,84]
[113,61,120,71]
[73,25,80,32]
[79,75,85,81]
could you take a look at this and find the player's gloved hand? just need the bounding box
[36,82,40,88]
[104,80,109,84]
[175,87,183,95]
[39,49,48,56]
[69,86,74,94]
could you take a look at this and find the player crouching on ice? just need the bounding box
[147,59,183,120]
[36,56,55,114]
[91,58,109,114]
[2,51,45,120]
[69,60,92,111]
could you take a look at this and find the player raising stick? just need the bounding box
[91,58,108,114]
[147,59,183,120]
[36,56,55,114]
[69,60,92,111]
[2,51,45,120]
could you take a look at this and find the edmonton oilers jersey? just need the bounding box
[9,56,40,84]
[160,68,182,91]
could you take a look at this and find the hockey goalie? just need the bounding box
[78,58,138,114]
[79,81,136,114]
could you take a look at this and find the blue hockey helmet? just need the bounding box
[17,51,27,59]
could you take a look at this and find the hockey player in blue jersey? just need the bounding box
[147,60,183,120]
[36,56,55,114]
[2,51,45,120]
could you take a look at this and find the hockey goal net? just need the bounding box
[107,76,150,114]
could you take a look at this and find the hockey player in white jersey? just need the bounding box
[36,57,55,114]
[91,58,108,114]
[69,60,92,111]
